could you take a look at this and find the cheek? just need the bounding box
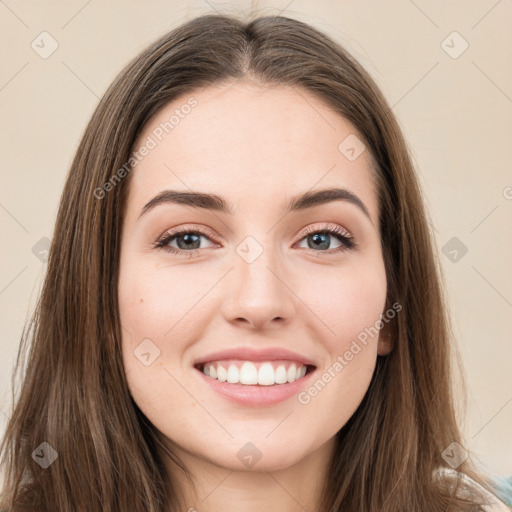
[118,255,214,344]
[117,258,202,424]
[295,259,387,426]
[118,254,220,410]
[303,258,387,351]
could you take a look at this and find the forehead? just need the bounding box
[126,82,379,224]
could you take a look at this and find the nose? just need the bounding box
[220,243,296,331]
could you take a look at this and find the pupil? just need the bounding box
[310,233,329,250]
[178,233,200,250]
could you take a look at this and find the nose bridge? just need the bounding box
[221,231,295,328]
[237,231,285,297]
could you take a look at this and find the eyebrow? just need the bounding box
[138,187,372,223]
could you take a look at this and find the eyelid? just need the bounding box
[157,224,219,243]
[298,222,352,239]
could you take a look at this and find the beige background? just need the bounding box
[1,0,511,484]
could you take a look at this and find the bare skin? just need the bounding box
[118,80,391,512]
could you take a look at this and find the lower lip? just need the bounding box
[194,366,317,406]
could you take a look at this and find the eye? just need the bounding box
[295,224,355,254]
[153,225,217,257]
[154,223,356,257]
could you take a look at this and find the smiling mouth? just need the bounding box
[194,360,316,386]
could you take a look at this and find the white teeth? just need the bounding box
[217,365,227,382]
[274,365,288,384]
[240,362,258,384]
[227,364,239,384]
[287,363,297,383]
[257,362,274,386]
[201,361,309,386]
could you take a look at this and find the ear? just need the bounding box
[377,322,393,356]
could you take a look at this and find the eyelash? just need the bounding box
[153,224,356,258]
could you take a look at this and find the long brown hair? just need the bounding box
[0,12,502,512]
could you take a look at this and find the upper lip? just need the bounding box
[193,347,317,368]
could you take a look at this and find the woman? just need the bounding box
[0,12,509,512]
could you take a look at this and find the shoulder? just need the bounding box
[433,468,511,511]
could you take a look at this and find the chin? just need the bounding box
[199,435,312,473]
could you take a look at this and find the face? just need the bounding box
[118,81,390,473]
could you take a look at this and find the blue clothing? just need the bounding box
[492,475,512,509]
